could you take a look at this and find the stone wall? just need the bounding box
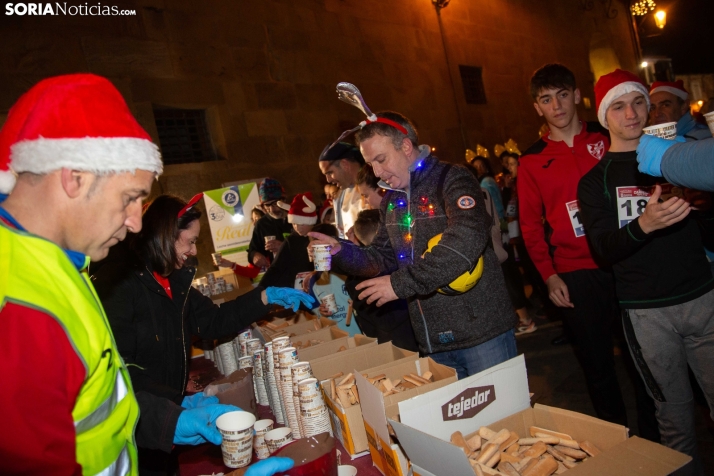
[0,0,638,271]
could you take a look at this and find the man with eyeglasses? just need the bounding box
[247,178,293,269]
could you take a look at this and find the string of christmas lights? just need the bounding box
[631,0,656,16]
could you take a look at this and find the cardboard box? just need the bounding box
[298,333,377,362]
[251,311,330,340]
[355,358,458,475]
[312,344,420,458]
[389,355,691,476]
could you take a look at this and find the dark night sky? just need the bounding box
[640,0,714,74]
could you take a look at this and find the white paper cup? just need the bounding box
[338,465,358,476]
[643,121,677,140]
[704,111,714,136]
[211,252,222,266]
[206,272,216,284]
[253,419,274,460]
[313,244,332,271]
[278,347,299,366]
[246,338,262,356]
[264,235,276,244]
[320,294,338,314]
[216,411,256,468]
[264,427,293,454]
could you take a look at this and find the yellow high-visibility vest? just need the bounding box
[0,220,139,475]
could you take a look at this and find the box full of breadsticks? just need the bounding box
[354,357,458,476]
[312,343,420,458]
[389,355,691,476]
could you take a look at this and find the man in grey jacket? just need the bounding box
[310,111,516,378]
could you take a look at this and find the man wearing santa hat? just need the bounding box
[649,80,711,141]
[578,69,714,474]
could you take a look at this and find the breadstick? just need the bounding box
[489,429,512,446]
[349,386,359,403]
[403,375,424,387]
[327,372,343,380]
[522,441,547,458]
[476,442,499,464]
[545,445,575,463]
[518,457,537,474]
[410,373,431,385]
[519,437,560,446]
[555,438,580,449]
[555,462,568,474]
[505,443,519,455]
[553,445,587,460]
[467,434,482,451]
[529,426,572,440]
[450,431,472,456]
[499,452,520,465]
[330,378,336,401]
[562,460,578,469]
[479,427,498,440]
[497,461,520,476]
[422,371,433,381]
[521,454,558,476]
[579,440,601,457]
[338,373,354,386]
[485,450,501,468]
[499,431,519,452]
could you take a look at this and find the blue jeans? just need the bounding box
[429,329,517,380]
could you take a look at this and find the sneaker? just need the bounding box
[516,321,537,335]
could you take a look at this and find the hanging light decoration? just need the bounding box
[631,0,656,16]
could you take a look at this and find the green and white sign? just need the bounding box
[203,182,260,264]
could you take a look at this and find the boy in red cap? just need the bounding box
[578,68,714,474]
[649,80,711,141]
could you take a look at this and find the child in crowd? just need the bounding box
[342,209,419,351]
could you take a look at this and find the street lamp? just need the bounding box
[432,0,450,10]
[654,10,666,29]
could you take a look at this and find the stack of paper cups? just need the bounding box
[290,362,314,439]
[205,349,214,361]
[246,338,262,357]
[231,337,241,362]
[271,337,292,425]
[214,345,224,375]
[263,342,284,425]
[252,349,270,406]
[216,411,256,469]
[297,377,333,438]
[278,347,302,439]
[237,330,253,358]
[253,419,274,460]
[218,342,238,375]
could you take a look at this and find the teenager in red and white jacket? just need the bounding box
[518,65,658,441]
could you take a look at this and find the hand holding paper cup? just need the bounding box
[211,252,222,266]
[312,244,333,271]
[643,121,677,140]
[216,410,256,468]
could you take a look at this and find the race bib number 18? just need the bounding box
[616,184,681,229]
[566,200,585,237]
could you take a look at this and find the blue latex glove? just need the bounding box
[265,287,316,312]
[173,403,238,446]
[636,134,686,177]
[245,457,294,476]
[181,392,219,409]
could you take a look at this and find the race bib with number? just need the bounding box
[565,200,585,237]
[615,184,682,228]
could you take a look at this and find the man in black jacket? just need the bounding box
[578,69,714,474]
[310,111,516,379]
[247,178,293,269]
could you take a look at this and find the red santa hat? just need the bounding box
[595,69,650,129]
[649,80,689,101]
[0,73,162,194]
[288,192,318,225]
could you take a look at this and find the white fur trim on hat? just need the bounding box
[288,213,317,225]
[649,85,688,101]
[598,82,650,129]
[0,169,16,194]
[10,137,163,176]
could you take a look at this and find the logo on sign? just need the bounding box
[222,189,240,207]
[587,141,605,160]
[441,385,496,421]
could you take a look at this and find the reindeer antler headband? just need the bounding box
[320,83,407,159]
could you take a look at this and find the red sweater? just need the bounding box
[517,122,610,281]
